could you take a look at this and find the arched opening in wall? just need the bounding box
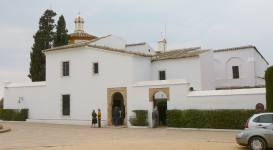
[78,24,81,30]
[112,92,125,125]
[153,91,167,126]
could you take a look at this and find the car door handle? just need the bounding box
[258,124,263,126]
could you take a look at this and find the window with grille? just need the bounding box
[63,62,69,76]
[232,66,239,79]
[159,71,166,80]
[62,95,70,116]
[93,62,99,74]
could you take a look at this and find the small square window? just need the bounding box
[159,71,166,80]
[63,62,69,76]
[232,66,239,79]
[93,62,99,74]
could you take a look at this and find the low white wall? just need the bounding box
[26,119,108,126]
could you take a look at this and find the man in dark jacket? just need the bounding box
[152,109,158,128]
[113,107,120,126]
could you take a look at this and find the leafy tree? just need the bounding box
[265,66,273,112]
[28,9,57,81]
[54,15,70,47]
[0,98,3,110]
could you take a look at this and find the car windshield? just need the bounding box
[265,124,273,129]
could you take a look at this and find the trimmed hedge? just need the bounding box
[265,66,273,112]
[167,109,259,129]
[0,109,29,121]
[129,110,149,126]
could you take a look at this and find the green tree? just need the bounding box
[265,66,273,112]
[0,98,3,110]
[54,15,70,47]
[28,9,57,81]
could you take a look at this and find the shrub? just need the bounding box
[265,66,273,112]
[166,109,258,129]
[129,110,149,126]
[0,109,29,121]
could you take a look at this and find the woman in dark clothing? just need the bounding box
[91,110,97,128]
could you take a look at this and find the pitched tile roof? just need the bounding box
[214,45,269,65]
[42,35,110,52]
[88,45,152,57]
[151,47,210,62]
[216,85,265,90]
[125,42,146,47]
[69,32,98,38]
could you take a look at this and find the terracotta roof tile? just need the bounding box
[125,42,146,47]
[151,48,210,62]
[88,45,152,57]
[69,32,98,38]
[43,35,110,52]
[216,85,265,90]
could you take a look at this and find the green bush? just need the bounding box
[166,109,259,129]
[129,110,149,126]
[265,66,273,112]
[0,109,29,121]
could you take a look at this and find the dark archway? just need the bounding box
[153,91,167,126]
[157,101,167,126]
[112,92,125,125]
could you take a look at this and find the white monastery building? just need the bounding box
[3,12,268,127]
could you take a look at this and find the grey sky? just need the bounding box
[1,0,273,99]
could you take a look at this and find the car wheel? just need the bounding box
[249,137,266,150]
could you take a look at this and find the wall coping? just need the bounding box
[5,82,46,88]
[133,79,189,87]
[187,88,265,97]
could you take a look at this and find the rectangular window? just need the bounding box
[159,71,166,80]
[232,66,239,79]
[93,62,99,74]
[62,95,70,116]
[63,62,69,76]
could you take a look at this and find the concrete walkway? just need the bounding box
[0,122,260,150]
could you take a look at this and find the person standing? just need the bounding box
[119,108,122,125]
[91,110,97,128]
[152,109,158,128]
[98,109,101,128]
[113,107,120,126]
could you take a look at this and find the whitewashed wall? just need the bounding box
[132,56,151,81]
[253,50,268,85]
[91,35,127,50]
[5,47,137,123]
[130,80,265,127]
[199,50,215,90]
[125,43,156,55]
[214,48,256,87]
[151,57,202,90]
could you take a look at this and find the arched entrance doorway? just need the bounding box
[153,91,167,126]
[107,87,127,126]
[112,92,125,125]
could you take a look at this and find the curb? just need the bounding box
[167,127,242,132]
[0,126,11,133]
[128,126,149,129]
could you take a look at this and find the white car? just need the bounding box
[245,113,273,129]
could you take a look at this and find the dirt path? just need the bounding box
[0,122,253,150]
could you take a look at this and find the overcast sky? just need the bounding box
[1,0,273,99]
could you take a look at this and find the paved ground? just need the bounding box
[0,122,260,150]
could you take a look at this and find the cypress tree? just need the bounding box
[54,15,70,47]
[28,9,57,81]
[265,66,273,112]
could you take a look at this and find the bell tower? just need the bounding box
[74,11,84,33]
[157,32,167,53]
[69,11,97,44]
